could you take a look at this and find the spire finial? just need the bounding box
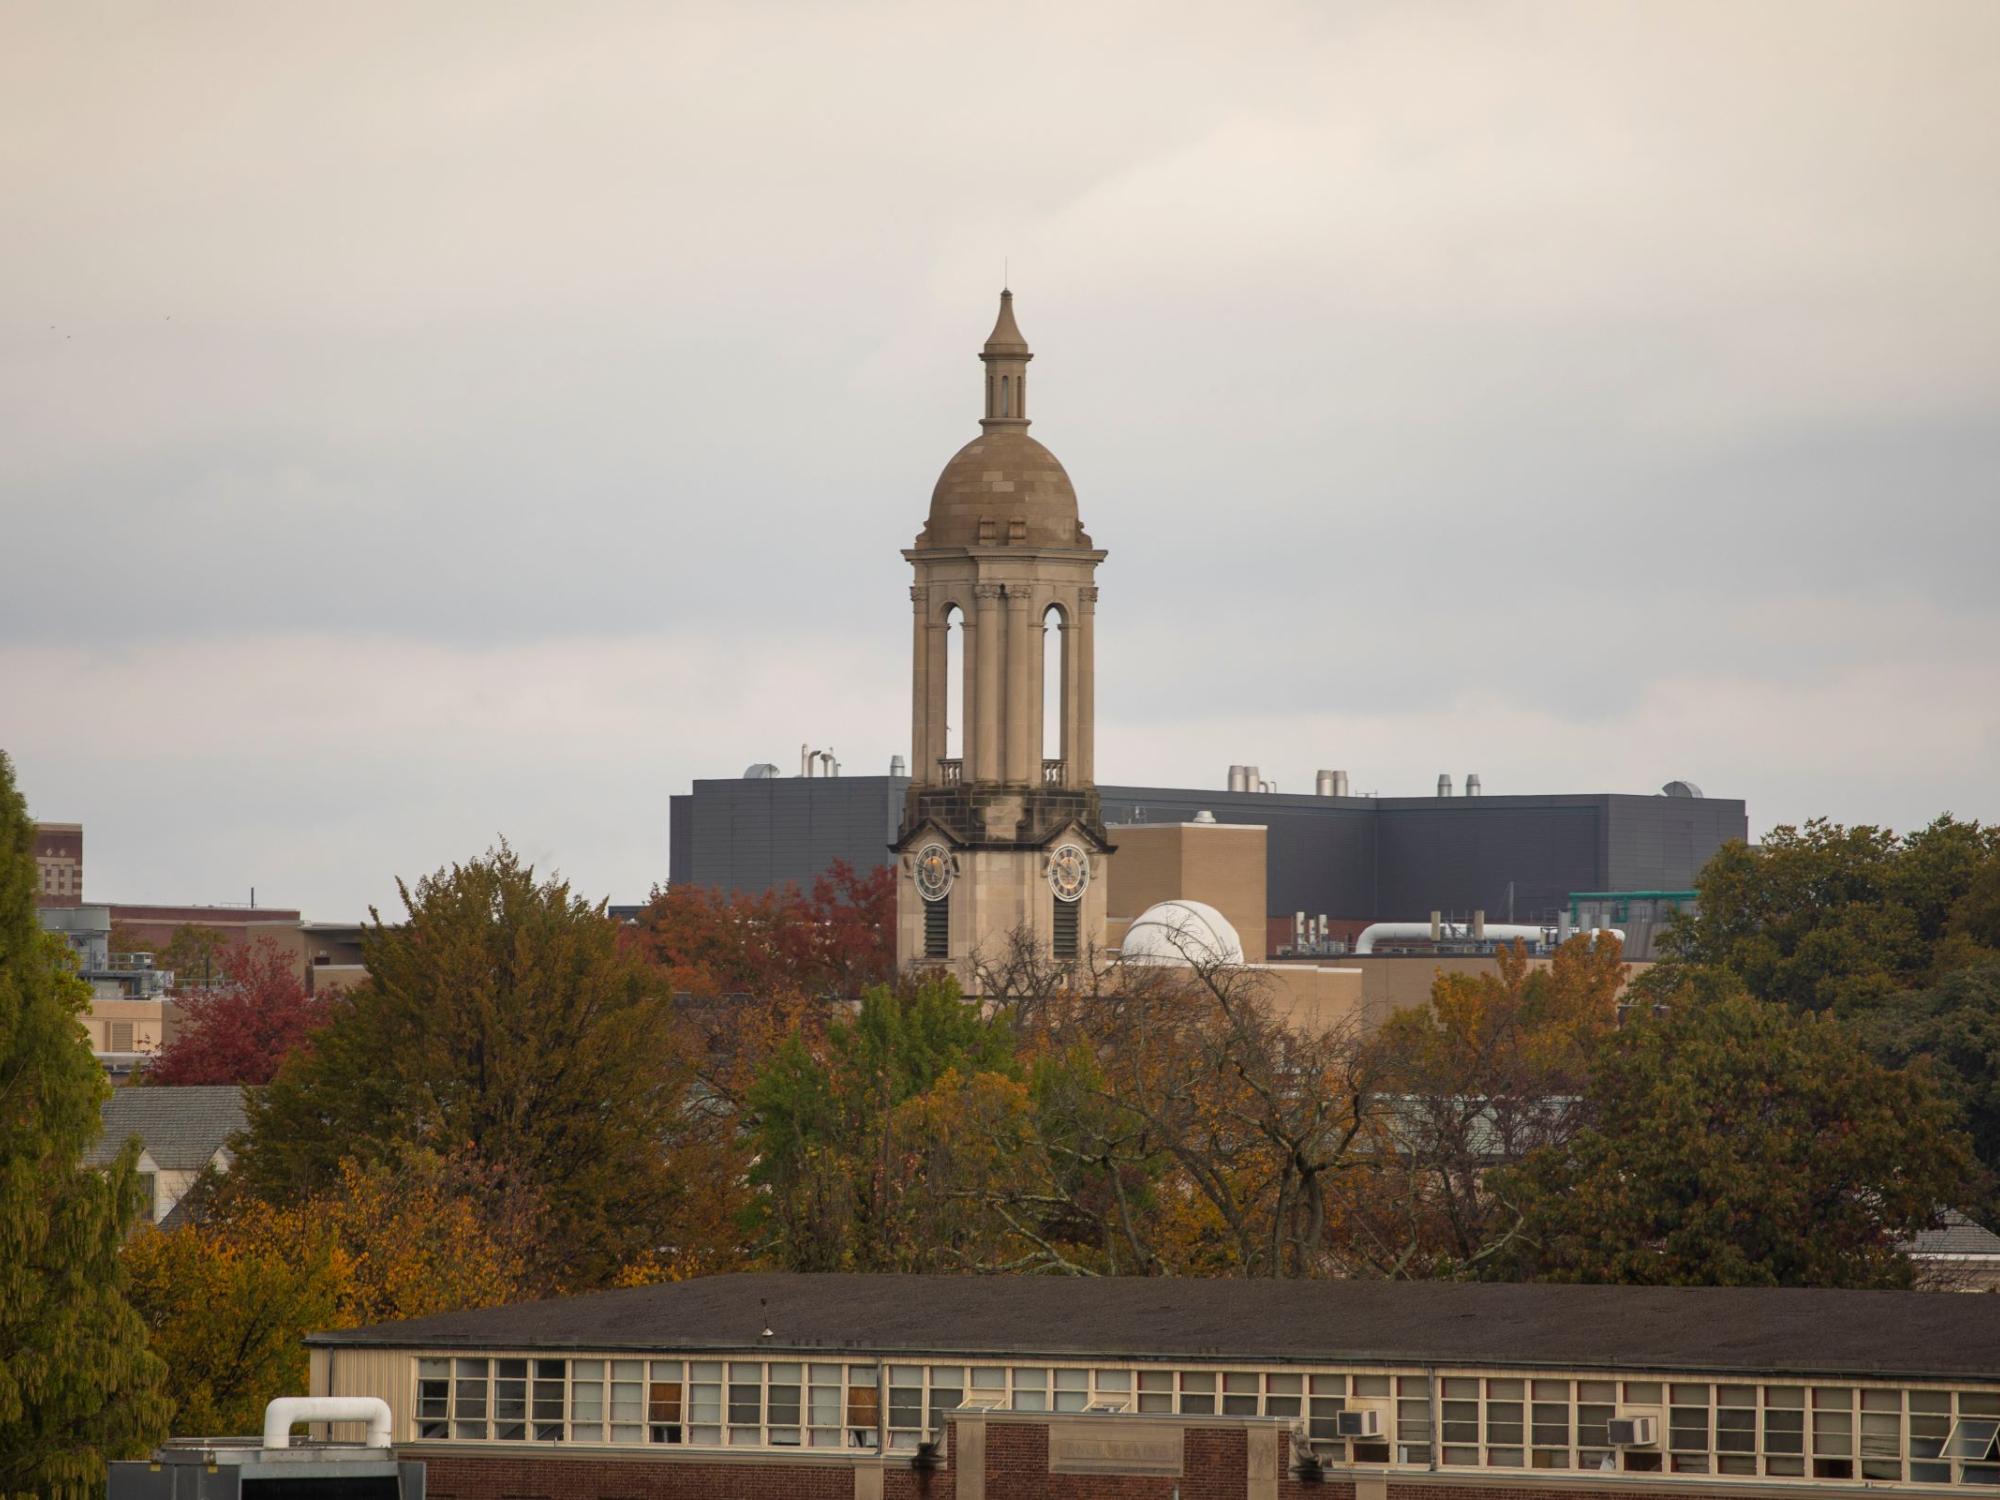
[979,287,1032,429]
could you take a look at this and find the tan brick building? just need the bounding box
[305,1273,2000,1500]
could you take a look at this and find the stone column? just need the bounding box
[909,586,927,782]
[973,582,1003,783]
[1076,586,1097,786]
[926,610,949,778]
[1059,597,1080,785]
[1004,586,1031,784]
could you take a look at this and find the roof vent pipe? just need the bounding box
[1334,770,1350,797]
[1315,769,1336,797]
[1244,765,1260,794]
[1437,773,1453,797]
[890,754,907,777]
[1466,773,1482,796]
[1227,764,1247,793]
[263,1397,392,1450]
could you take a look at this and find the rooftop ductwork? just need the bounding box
[1437,773,1454,798]
[1466,773,1482,796]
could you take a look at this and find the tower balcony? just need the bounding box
[1042,758,1066,787]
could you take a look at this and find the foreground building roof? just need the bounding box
[309,1272,2000,1381]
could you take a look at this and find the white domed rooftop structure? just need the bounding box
[1118,900,1246,968]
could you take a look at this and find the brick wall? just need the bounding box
[406,1429,1857,1500]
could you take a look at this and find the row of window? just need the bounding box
[412,1357,2000,1485]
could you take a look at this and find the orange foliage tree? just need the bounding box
[124,1152,538,1434]
[1348,933,1626,1277]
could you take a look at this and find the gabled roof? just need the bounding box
[1907,1207,2000,1258]
[84,1085,248,1171]
[307,1272,2000,1381]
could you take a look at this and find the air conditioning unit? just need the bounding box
[1608,1416,1659,1448]
[1336,1408,1384,1438]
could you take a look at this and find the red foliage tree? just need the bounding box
[630,859,895,1003]
[144,937,335,1086]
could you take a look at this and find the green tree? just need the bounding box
[231,845,687,1290]
[156,924,231,990]
[0,752,170,1495]
[747,977,1019,1270]
[1861,960,2000,1199]
[1495,979,1974,1288]
[1660,816,2000,1014]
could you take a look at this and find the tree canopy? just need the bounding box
[231,845,686,1290]
[0,752,168,1496]
[143,938,332,1085]
[127,1152,537,1435]
[1659,815,2000,1013]
[1494,977,1972,1288]
[1356,934,1625,1276]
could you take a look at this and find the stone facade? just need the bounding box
[893,292,1111,988]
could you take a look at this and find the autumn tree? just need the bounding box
[143,938,332,1085]
[1493,977,1974,1288]
[1046,959,1377,1277]
[633,860,894,1004]
[126,1152,537,1434]
[1353,933,1625,1277]
[232,845,689,1290]
[0,752,169,1495]
[747,976,1019,1271]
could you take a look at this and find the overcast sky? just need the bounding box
[3,1,1996,917]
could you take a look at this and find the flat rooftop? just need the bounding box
[308,1273,2000,1381]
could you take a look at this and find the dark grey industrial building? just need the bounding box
[668,775,1747,928]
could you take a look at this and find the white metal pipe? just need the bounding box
[1353,922,1625,955]
[263,1396,393,1449]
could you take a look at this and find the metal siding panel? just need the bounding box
[667,795,692,886]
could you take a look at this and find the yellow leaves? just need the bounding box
[123,1152,538,1434]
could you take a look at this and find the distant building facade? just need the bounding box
[670,774,1745,942]
[32,820,82,906]
[84,1085,247,1226]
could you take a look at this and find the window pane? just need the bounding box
[1766,1408,1806,1455]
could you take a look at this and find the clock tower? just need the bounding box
[893,291,1111,986]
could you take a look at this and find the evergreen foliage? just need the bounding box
[0,752,169,1496]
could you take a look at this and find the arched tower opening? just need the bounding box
[1041,602,1067,775]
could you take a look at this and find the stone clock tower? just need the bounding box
[892,291,1111,984]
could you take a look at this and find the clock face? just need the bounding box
[914,842,954,903]
[1047,842,1090,902]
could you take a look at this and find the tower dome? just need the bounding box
[917,291,1091,550]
